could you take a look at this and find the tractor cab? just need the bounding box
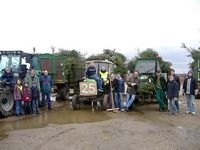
[0,50,32,117]
[0,51,32,81]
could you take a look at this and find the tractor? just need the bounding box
[0,51,31,116]
[71,60,115,111]
[135,58,162,103]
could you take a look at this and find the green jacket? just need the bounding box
[153,76,167,92]
[25,75,41,92]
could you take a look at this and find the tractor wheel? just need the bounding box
[102,94,108,110]
[72,94,79,110]
[59,86,69,100]
[0,88,14,117]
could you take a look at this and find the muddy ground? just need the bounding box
[0,96,200,150]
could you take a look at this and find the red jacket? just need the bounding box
[22,87,31,102]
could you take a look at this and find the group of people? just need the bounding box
[153,69,198,116]
[86,61,139,111]
[1,68,53,117]
[86,61,198,115]
[2,61,198,116]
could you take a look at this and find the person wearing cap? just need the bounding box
[85,61,103,92]
[153,70,168,112]
[183,71,198,115]
[40,70,53,110]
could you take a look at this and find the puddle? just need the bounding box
[0,104,110,134]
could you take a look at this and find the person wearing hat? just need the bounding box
[153,70,168,112]
[85,61,103,92]
[183,71,198,115]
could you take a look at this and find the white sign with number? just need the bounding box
[79,82,97,96]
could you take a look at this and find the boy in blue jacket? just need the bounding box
[167,75,179,116]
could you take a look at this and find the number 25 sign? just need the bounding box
[79,82,97,96]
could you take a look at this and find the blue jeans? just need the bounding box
[32,98,40,113]
[186,95,196,113]
[42,93,51,108]
[169,99,178,113]
[15,100,23,115]
[175,99,179,112]
[126,94,136,109]
[114,92,123,110]
[89,74,103,90]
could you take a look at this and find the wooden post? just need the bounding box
[106,68,119,112]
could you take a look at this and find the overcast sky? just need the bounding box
[0,0,200,73]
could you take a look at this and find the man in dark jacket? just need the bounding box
[114,74,125,111]
[40,70,53,110]
[167,75,179,115]
[85,61,103,92]
[183,71,198,115]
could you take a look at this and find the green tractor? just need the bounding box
[0,51,31,117]
[135,58,162,103]
[71,60,115,111]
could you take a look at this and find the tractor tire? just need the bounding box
[59,86,70,100]
[102,94,108,110]
[72,94,78,110]
[0,88,14,117]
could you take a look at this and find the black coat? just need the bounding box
[183,76,198,95]
[167,80,179,99]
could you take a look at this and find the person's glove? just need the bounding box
[195,89,198,96]
[131,83,136,86]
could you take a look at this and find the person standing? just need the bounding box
[14,79,23,117]
[153,70,168,112]
[22,82,32,115]
[183,71,198,115]
[168,69,180,112]
[25,68,40,114]
[167,75,179,115]
[114,74,125,111]
[40,70,53,110]
[107,73,118,110]
[126,70,140,111]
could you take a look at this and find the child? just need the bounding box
[14,79,23,117]
[22,82,31,115]
[167,75,179,116]
[31,85,40,114]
